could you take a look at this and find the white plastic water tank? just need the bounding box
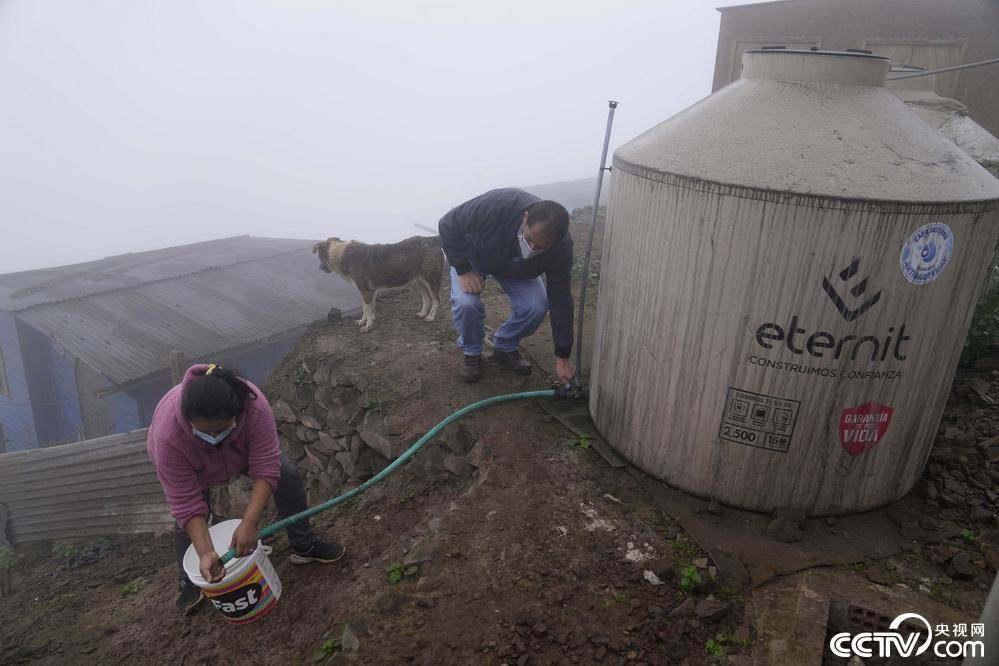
[589,49,999,514]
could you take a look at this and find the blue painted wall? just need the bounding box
[124,334,301,428]
[0,311,39,452]
[2,322,299,450]
[223,336,299,389]
[14,319,142,447]
[127,377,173,427]
[108,385,141,433]
[17,321,82,444]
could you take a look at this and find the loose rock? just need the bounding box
[668,597,696,618]
[694,597,728,622]
[948,551,974,579]
[772,507,806,529]
[900,521,924,541]
[443,454,476,478]
[404,538,442,567]
[766,517,802,543]
[342,618,370,652]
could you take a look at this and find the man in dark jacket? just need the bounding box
[438,187,576,384]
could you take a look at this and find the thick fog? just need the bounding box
[0,0,757,273]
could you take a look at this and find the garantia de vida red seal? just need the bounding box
[839,402,895,456]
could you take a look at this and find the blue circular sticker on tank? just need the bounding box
[900,222,954,285]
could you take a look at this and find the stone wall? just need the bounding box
[213,355,484,517]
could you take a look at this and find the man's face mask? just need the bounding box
[192,421,235,446]
[517,230,538,259]
[518,221,553,259]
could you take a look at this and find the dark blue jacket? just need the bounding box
[438,188,574,359]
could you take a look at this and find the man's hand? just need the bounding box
[555,357,575,385]
[200,551,225,583]
[459,272,485,294]
[230,518,259,558]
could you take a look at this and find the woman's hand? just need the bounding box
[199,551,225,583]
[230,518,259,558]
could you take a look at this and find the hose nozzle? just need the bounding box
[555,383,589,400]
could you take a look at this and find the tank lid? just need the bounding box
[742,48,889,86]
[613,45,999,203]
[747,46,889,60]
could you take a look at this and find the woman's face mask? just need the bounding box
[191,419,236,446]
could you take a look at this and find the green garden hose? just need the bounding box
[219,388,559,564]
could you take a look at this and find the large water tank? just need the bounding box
[589,49,999,514]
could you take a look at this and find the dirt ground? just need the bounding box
[1,216,996,665]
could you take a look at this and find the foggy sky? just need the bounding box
[0,0,759,274]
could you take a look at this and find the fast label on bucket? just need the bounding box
[183,519,283,625]
[209,582,263,618]
[900,222,954,285]
[204,563,278,624]
[839,401,895,456]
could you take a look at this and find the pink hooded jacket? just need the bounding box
[146,364,281,528]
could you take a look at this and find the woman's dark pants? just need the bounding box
[172,454,315,579]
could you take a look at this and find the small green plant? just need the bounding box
[362,395,382,413]
[677,564,702,592]
[292,366,308,385]
[312,636,342,663]
[716,585,744,603]
[397,486,416,504]
[705,638,727,660]
[571,436,591,450]
[931,579,960,606]
[613,591,627,604]
[51,542,78,561]
[120,577,146,597]
[384,564,419,582]
[961,529,978,545]
[669,535,699,561]
[849,561,868,572]
[0,546,15,571]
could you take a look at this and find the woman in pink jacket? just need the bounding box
[147,364,345,614]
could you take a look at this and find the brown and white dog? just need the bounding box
[313,236,444,332]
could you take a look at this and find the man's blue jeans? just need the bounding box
[449,267,548,356]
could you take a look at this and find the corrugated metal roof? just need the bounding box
[0,429,174,544]
[14,245,361,386]
[716,0,796,11]
[0,235,322,310]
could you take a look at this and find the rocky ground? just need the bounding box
[0,212,997,665]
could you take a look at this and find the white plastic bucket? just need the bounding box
[182,519,282,624]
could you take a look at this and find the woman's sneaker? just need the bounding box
[176,577,204,615]
[290,541,347,565]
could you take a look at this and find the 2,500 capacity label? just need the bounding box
[718,387,800,453]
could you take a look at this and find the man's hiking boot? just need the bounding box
[460,355,483,383]
[177,577,204,615]
[491,348,531,375]
[290,541,347,565]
